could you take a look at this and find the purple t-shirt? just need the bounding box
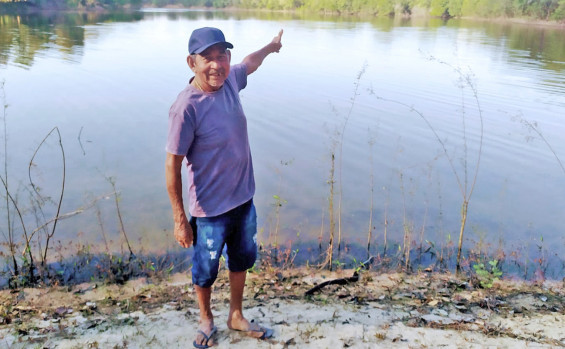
[166,63,255,217]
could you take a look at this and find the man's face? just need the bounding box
[189,44,231,92]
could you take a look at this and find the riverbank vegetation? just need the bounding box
[2,0,565,22]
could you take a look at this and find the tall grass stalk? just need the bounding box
[336,64,367,253]
[510,114,564,279]
[417,205,428,264]
[106,176,134,259]
[25,127,99,279]
[318,207,324,254]
[513,114,565,176]
[28,127,66,266]
[273,195,281,251]
[96,203,110,253]
[2,86,85,285]
[0,82,34,283]
[327,152,335,270]
[371,60,484,273]
[271,159,291,263]
[399,172,412,270]
[0,177,31,280]
[382,186,389,257]
[1,83,112,285]
[0,81,18,277]
[367,128,376,259]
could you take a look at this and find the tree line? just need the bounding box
[155,0,565,21]
[2,0,565,23]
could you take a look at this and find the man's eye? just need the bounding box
[201,54,226,62]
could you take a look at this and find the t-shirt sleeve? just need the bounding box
[232,63,248,91]
[166,102,195,156]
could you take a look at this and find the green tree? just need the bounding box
[429,0,448,16]
[513,0,528,15]
[447,0,463,16]
[553,0,565,20]
[374,0,395,16]
[212,0,232,7]
[539,0,560,19]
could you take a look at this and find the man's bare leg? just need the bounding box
[195,285,216,346]
[226,270,266,338]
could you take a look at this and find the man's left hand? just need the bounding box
[271,29,283,53]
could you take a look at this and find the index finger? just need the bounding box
[277,29,283,40]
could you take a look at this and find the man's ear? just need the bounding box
[187,55,195,71]
[227,50,231,62]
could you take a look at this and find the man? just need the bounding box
[165,27,283,348]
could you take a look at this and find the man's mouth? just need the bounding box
[209,71,224,78]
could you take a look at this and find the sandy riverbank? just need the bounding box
[1,267,564,348]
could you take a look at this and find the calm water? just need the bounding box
[1,10,565,275]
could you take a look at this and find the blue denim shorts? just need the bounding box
[189,199,257,288]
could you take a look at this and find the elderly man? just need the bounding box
[165,27,283,348]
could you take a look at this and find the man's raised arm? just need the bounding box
[242,29,283,75]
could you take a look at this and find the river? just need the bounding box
[1,9,564,277]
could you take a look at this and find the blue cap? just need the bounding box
[188,27,234,55]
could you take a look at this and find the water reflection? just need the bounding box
[481,21,565,72]
[2,10,564,70]
[0,11,144,67]
[2,10,564,76]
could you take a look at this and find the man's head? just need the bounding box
[188,27,233,55]
[187,27,233,92]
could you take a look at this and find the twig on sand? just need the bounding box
[305,257,373,295]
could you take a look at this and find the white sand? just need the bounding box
[1,270,564,348]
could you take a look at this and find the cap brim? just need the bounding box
[193,41,234,54]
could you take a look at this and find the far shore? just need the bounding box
[151,5,565,29]
[3,3,564,29]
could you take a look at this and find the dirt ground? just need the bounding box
[1,267,565,348]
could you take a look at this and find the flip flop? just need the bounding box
[244,319,274,340]
[193,326,217,349]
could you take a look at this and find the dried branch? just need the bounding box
[28,126,66,265]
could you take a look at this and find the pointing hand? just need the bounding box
[271,29,283,53]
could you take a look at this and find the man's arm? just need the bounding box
[165,152,193,248]
[242,29,283,75]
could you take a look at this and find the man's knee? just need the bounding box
[192,265,219,288]
[192,248,222,287]
[228,243,257,272]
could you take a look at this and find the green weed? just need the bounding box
[473,259,503,288]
